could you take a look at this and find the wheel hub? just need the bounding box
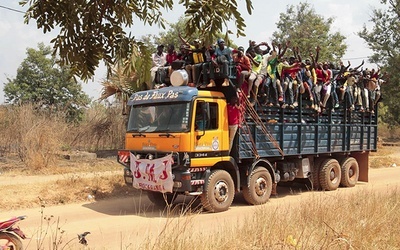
[214,181,229,202]
[255,177,267,196]
[348,168,354,177]
[330,169,338,183]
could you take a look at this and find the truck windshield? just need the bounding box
[127,102,191,133]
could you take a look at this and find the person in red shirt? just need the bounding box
[165,44,178,65]
[321,62,332,109]
[233,46,252,92]
[228,96,241,152]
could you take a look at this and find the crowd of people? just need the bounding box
[150,37,384,114]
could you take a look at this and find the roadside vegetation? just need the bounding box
[136,187,400,250]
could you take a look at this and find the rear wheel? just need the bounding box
[0,232,23,250]
[200,170,235,213]
[311,158,322,190]
[147,191,175,208]
[340,157,359,187]
[242,167,272,205]
[319,158,341,191]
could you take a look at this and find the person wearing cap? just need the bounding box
[233,46,251,92]
[150,44,167,89]
[210,38,232,87]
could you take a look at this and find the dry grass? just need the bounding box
[0,104,126,171]
[378,123,400,142]
[142,187,400,250]
[0,165,138,211]
[0,104,66,169]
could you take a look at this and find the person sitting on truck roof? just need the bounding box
[150,45,167,89]
[341,71,356,110]
[263,42,284,106]
[320,62,332,111]
[247,48,264,106]
[232,46,251,93]
[208,38,232,87]
[247,40,271,55]
[201,45,218,88]
[164,44,179,85]
[278,56,301,109]
[266,42,283,105]
[178,33,206,86]
[291,47,305,108]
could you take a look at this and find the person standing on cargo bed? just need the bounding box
[227,96,241,152]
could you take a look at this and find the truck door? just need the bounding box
[192,99,226,165]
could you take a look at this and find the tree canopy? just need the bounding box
[358,0,400,126]
[4,43,90,121]
[272,2,347,62]
[20,0,253,80]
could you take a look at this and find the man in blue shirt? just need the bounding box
[208,38,232,87]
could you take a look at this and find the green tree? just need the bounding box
[20,0,253,80]
[273,2,347,62]
[358,0,400,127]
[154,16,236,51]
[4,43,90,121]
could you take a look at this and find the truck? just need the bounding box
[117,68,378,213]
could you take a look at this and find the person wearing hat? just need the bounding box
[210,38,232,87]
[233,46,251,92]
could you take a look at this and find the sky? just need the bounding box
[0,0,384,104]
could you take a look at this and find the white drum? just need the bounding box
[170,69,189,86]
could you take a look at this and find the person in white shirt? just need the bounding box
[150,45,167,89]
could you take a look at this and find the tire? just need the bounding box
[242,167,272,205]
[311,158,322,190]
[147,191,175,208]
[340,157,359,187]
[0,232,23,250]
[200,170,235,213]
[319,158,341,191]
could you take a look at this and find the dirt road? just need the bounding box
[1,166,399,249]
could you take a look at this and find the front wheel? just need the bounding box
[200,170,235,213]
[242,167,272,205]
[0,232,23,250]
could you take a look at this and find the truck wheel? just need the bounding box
[340,157,359,187]
[147,191,175,208]
[311,159,322,190]
[319,159,341,191]
[200,170,234,213]
[242,167,272,205]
